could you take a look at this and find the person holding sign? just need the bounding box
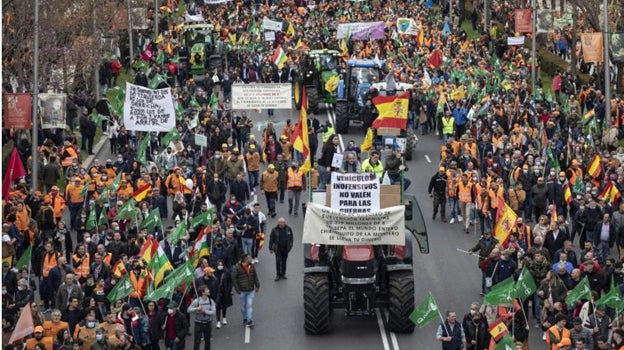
[384,147,410,191]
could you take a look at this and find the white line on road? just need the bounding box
[244,326,251,343]
[384,310,400,350]
[375,308,391,350]
[425,155,431,163]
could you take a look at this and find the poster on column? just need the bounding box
[38,93,67,129]
[514,9,532,33]
[580,33,604,63]
[536,10,554,33]
[123,82,176,132]
[330,173,380,213]
[3,94,33,129]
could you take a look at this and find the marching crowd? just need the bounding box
[3,0,624,349]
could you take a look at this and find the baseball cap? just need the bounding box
[34,326,44,333]
[268,164,275,169]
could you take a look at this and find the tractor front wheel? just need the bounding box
[387,271,415,333]
[303,273,331,334]
[307,88,320,114]
[334,101,349,134]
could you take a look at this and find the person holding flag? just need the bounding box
[435,310,467,350]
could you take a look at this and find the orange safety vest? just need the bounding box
[448,181,457,198]
[42,252,59,278]
[545,326,571,350]
[65,183,84,204]
[488,187,504,209]
[129,270,146,298]
[457,181,472,203]
[72,253,90,279]
[103,252,112,266]
[287,168,304,189]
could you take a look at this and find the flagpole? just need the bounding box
[433,292,451,336]
[31,0,40,193]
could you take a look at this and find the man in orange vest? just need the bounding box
[72,245,90,284]
[546,313,571,350]
[286,161,305,216]
[47,186,66,223]
[65,176,85,231]
[456,174,473,234]
[40,242,60,311]
[26,326,54,350]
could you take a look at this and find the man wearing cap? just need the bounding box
[160,301,188,350]
[48,186,67,224]
[195,267,220,302]
[260,164,279,217]
[225,148,244,184]
[188,285,216,350]
[245,144,261,189]
[569,317,593,350]
[26,325,54,350]
[429,166,448,222]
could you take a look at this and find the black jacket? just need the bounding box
[428,173,447,195]
[231,262,260,292]
[160,312,188,345]
[593,221,617,247]
[269,224,294,252]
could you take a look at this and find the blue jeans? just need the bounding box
[596,241,610,263]
[449,197,459,220]
[389,175,411,191]
[240,290,255,322]
[532,293,541,320]
[317,166,330,190]
[242,238,254,256]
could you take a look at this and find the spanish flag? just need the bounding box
[550,204,558,224]
[563,183,572,205]
[112,260,127,278]
[290,87,311,173]
[371,91,410,130]
[138,238,158,264]
[494,197,518,247]
[488,319,509,342]
[133,183,152,202]
[599,183,613,201]
[588,154,602,178]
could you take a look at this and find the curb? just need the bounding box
[81,136,109,169]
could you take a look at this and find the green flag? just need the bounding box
[156,51,165,65]
[144,276,176,302]
[86,208,98,231]
[115,199,138,220]
[107,276,135,303]
[545,90,553,103]
[80,180,90,199]
[162,128,180,148]
[565,276,591,306]
[175,102,185,117]
[149,73,168,89]
[15,245,32,270]
[136,133,151,164]
[190,96,201,108]
[409,293,440,327]
[546,147,560,173]
[164,261,194,286]
[98,207,108,228]
[97,189,109,204]
[114,87,125,116]
[573,175,584,194]
[596,277,622,309]
[168,221,186,245]
[484,277,515,306]
[141,208,161,232]
[190,209,214,228]
[110,172,123,194]
[133,60,149,71]
[514,267,537,301]
[209,93,218,110]
[494,335,517,350]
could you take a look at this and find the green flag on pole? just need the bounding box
[162,128,180,148]
[565,276,592,306]
[148,74,168,89]
[596,276,622,309]
[514,267,537,301]
[164,261,194,286]
[144,276,177,302]
[494,335,517,350]
[81,180,90,198]
[168,221,186,245]
[409,293,440,327]
[15,245,32,270]
[107,276,135,303]
[136,133,151,164]
[115,199,138,221]
[190,209,214,228]
[484,277,515,306]
[86,208,98,231]
[110,172,123,194]
[140,208,161,232]
[546,147,560,174]
[156,51,165,65]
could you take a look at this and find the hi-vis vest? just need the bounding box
[42,252,59,278]
[457,181,472,203]
[441,117,454,135]
[322,126,335,143]
[72,253,90,279]
[287,168,303,189]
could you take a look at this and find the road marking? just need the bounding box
[375,308,391,350]
[425,155,431,163]
[327,104,345,152]
[244,326,251,343]
[385,310,400,350]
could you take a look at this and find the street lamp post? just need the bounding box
[32,0,40,192]
[531,0,537,92]
[603,0,611,126]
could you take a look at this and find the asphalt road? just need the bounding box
[88,104,547,350]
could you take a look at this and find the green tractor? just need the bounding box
[179,24,224,77]
[293,49,341,114]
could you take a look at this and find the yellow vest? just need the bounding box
[287,168,304,189]
[441,117,454,135]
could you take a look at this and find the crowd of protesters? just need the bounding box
[3,0,624,349]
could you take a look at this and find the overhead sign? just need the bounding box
[262,17,283,32]
[3,94,33,129]
[38,93,67,129]
[231,83,292,109]
[330,173,380,213]
[194,133,207,147]
[302,202,405,245]
[123,82,176,132]
[336,22,385,40]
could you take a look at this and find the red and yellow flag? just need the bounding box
[550,204,558,224]
[138,238,158,264]
[488,319,509,342]
[599,182,622,204]
[588,154,602,178]
[290,87,311,173]
[371,91,410,130]
[494,197,518,247]
[112,260,127,278]
[133,183,152,202]
[563,183,572,205]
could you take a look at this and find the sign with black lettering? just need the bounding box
[330,173,380,213]
[123,82,176,132]
[231,83,292,109]
[302,202,405,245]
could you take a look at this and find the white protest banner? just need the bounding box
[302,203,405,245]
[331,153,344,168]
[264,31,276,42]
[336,21,385,40]
[330,173,380,213]
[396,18,419,35]
[185,12,205,22]
[507,36,525,46]
[39,93,67,129]
[262,17,283,32]
[123,82,176,132]
[194,134,207,147]
[231,83,292,109]
[204,0,232,4]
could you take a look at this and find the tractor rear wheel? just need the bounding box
[303,273,330,334]
[334,101,349,134]
[387,271,415,333]
[404,128,416,161]
[293,80,303,110]
[307,87,320,114]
